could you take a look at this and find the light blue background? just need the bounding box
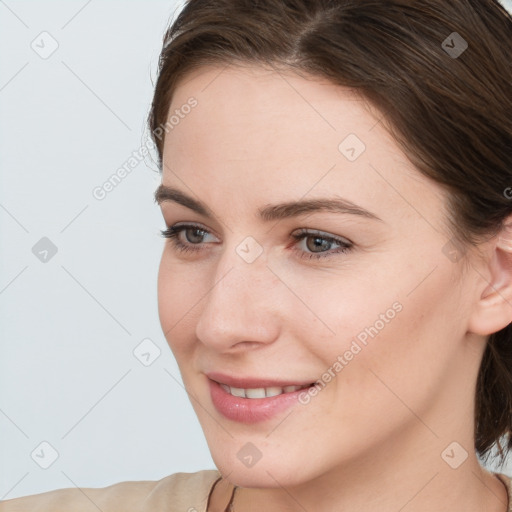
[1,0,511,500]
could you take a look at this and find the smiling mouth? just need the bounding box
[218,383,313,399]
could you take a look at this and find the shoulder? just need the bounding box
[0,469,222,512]
[496,472,512,512]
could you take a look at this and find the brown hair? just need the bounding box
[148,0,512,462]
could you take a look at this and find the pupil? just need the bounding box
[308,236,327,252]
[188,228,203,243]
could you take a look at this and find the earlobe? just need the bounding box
[467,224,512,336]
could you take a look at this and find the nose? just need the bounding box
[194,244,282,353]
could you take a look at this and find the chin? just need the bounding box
[210,447,317,489]
[218,463,300,489]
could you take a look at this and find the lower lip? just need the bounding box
[208,379,311,424]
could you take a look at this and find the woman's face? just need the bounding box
[156,64,485,487]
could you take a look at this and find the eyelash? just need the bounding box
[159,223,353,261]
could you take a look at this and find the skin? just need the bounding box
[155,63,512,512]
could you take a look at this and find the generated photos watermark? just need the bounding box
[298,300,403,405]
[92,97,198,201]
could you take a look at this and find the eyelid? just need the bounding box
[291,227,352,245]
[163,222,352,244]
[167,221,220,240]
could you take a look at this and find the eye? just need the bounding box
[159,223,217,255]
[160,223,353,260]
[290,229,353,260]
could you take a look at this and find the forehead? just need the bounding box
[168,63,379,142]
[161,63,448,230]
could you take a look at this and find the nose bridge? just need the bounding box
[195,238,280,348]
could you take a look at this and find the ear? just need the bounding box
[468,220,512,336]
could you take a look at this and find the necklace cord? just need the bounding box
[226,485,238,512]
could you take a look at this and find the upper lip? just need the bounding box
[206,371,314,389]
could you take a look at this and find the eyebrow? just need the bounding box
[154,184,383,223]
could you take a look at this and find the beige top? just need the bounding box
[0,470,511,511]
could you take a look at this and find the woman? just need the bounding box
[2,0,512,510]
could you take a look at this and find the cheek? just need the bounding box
[280,266,405,363]
[317,264,462,431]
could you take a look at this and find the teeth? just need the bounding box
[230,387,246,398]
[245,388,266,399]
[265,386,283,397]
[220,383,309,399]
